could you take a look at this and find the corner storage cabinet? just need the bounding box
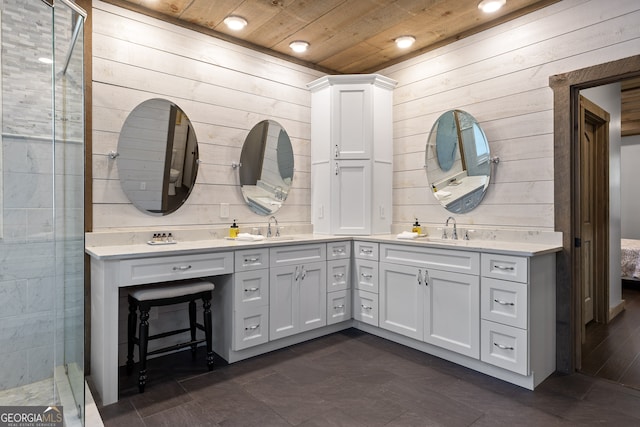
[269,243,327,340]
[307,74,397,235]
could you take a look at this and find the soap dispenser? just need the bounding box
[229,219,239,238]
[412,218,421,234]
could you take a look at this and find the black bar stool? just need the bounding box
[126,279,215,393]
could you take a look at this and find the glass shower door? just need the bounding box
[53,0,85,424]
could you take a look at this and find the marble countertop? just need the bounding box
[85,233,562,260]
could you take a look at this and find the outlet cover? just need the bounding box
[220,203,230,218]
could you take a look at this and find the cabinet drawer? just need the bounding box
[481,253,528,283]
[234,270,269,311]
[381,244,479,275]
[327,289,351,325]
[327,241,351,259]
[354,259,378,293]
[481,278,528,329]
[354,241,379,260]
[328,259,350,292]
[270,244,326,267]
[353,289,378,326]
[235,248,269,271]
[481,320,528,375]
[118,252,233,286]
[233,306,269,351]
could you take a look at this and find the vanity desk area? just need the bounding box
[86,231,561,406]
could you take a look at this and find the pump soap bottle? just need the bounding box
[229,219,239,238]
[412,218,422,235]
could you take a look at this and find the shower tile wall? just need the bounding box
[0,0,80,391]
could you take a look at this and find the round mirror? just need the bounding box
[425,110,491,214]
[239,120,294,215]
[117,99,199,215]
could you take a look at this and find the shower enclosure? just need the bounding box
[0,0,86,425]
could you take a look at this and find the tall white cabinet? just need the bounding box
[307,74,397,235]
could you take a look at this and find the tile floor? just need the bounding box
[94,328,640,426]
[582,281,640,389]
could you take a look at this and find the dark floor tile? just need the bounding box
[141,400,221,426]
[128,380,192,418]
[98,399,145,427]
[584,380,640,420]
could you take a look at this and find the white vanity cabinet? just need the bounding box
[327,241,351,324]
[353,241,380,326]
[232,248,270,351]
[379,244,480,358]
[480,253,556,386]
[308,74,397,235]
[269,244,327,340]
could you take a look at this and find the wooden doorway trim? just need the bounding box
[549,55,640,374]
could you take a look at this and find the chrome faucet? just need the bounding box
[274,186,284,200]
[267,216,279,237]
[443,216,458,240]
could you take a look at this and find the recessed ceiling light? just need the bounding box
[223,15,247,31]
[289,41,309,53]
[478,0,506,13]
[395,36,415,49]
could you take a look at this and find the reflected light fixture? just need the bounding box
[395,35,416,49]
[38,57,53,64]
[223,15,248,31]
[289,40,309,53]
[478,0,506,13]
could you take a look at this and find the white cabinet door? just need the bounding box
[424,269,480,359]
[327,289,351,325]
[270,265,298,340]
[298,261,327,333]
[379,262,425,341]
[332,83,372,159]
[328,259,350,292]
[269,261,327,340]
[331,159,371,235]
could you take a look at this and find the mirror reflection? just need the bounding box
[239,120,294,215]
[118,98,199,215]
[425,110,491,214]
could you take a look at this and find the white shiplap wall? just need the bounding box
[91,0,324,231]
[380,0,640,231]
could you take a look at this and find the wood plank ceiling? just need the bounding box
[103,0,639,136]
[105,0,559,74]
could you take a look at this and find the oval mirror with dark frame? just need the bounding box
[425,109,491,214]
[239,119,294,215]
[117,98,199,216]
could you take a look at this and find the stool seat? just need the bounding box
[130,281,215,301]
[127,279,215,393]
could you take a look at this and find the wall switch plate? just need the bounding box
[220,203,229,218]
[140,181,146,190]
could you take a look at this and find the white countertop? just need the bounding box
[85,233,562,260]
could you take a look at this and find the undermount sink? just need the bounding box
[265,235,297,241]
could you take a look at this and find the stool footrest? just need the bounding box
[147,339,206,357]
[147,326,199,342]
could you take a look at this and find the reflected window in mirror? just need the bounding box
[239,120,294,215]
[117,98,199,215]
[425,110,491,214]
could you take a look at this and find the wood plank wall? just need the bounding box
[91,0,324,232]
[380,0,640,231]
[92,0,640,235]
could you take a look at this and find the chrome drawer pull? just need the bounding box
[494,342,514,351]
[361,304,373,310]
[334,304,345,309]
[493,265,515,271]
[244,257,259,263]
[244,287,259,292]
[333,248,345,254]
[360,248,373,254]
[333,273,345,279]
[245,324,260,331]
[172,265,192,271]
[494,299,515,306]
[361,273,373,279]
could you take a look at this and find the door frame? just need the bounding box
[550,55,640,373]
